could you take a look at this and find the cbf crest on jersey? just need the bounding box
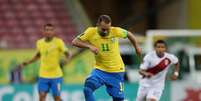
[164,59,171,66]
[111,37,115,43]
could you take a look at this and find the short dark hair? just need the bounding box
[97,15,112,24]
[44,23,54,28]
[154,40,167,47]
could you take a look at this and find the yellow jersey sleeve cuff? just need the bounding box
[77,33,87,41]
[123,30,128,38]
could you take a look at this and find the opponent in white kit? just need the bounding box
[136,40,180,101]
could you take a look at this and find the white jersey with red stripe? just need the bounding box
[139,51,178,88]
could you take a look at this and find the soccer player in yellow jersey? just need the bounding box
[19,24,71,101]
[72,15,141,101]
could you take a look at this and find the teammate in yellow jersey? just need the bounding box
[18,23,71,101]
[72,15,141,101]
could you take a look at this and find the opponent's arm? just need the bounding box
[138,54,153,78]
[171,62,180,80]
[139,69,154,78]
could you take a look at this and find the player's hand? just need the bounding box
[17,62,28,70]
[63,59,70,66]
[171,74,178,80]
[145,72,154,78]
[89,45,99,54]
[21,62,28,67]
[139,70,154,78]
[171,71,179,80]
[13,64,24,72]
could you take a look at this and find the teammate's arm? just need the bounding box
[171,62,180,80]
[72,38,99,54]
[20,52,40,68]
[127,32,142,59]
[59,39,72,65]
[63,51,72,65]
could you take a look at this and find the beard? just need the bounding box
[99,31,108,37]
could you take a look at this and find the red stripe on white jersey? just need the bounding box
[146,58,171,75]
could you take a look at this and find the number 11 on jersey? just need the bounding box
[101,43,109,51]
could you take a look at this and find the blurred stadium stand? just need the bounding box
[0,0,77,49]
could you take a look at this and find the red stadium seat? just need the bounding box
[0,0,77,49]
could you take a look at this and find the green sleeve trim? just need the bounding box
[77,33,87,41]
[77,36,83,41]
[77,33,83,38]
[123,30,128,38]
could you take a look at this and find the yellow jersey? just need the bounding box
[36,37,68,78]
[79,27,128,72]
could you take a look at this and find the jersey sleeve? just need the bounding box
[58,39,68,53]
[115,27,128,38]
[170,54,179,64]
[78,28,92,41]
[140,54,150,70]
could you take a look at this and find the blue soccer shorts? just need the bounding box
[38,77,63,96]
[85,69,125,99]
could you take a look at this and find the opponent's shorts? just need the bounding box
[136,85,163,101]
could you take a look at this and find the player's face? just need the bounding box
[155,43,166,56]
[98,21,111,37]
[43,26,55,38]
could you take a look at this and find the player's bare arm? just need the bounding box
[127,32,142,57]
[63,51,72,65]
[139,69,154,78]
[72,38,99,54]
[20,52,40,68]
[171,62,180,80]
